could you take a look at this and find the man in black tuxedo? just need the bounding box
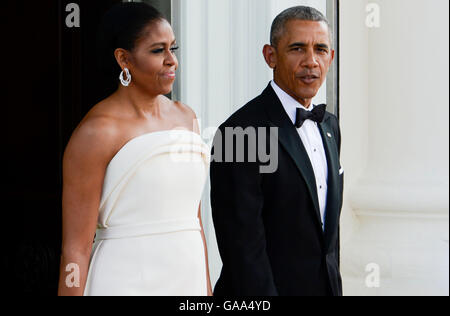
[210,6,343,296]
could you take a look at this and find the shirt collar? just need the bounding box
[270,80,314,125]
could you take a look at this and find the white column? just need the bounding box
[341,0,449,296]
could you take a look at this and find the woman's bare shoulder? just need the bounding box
[64,100,122,166]
[172,100,200,134]
[174,100,197,118]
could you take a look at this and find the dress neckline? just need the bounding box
[108,129,204,170]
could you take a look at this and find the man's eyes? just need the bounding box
[291,47,328,53]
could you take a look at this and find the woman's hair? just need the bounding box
[96,2,165,91]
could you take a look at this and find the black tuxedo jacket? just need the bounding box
[210,84,344,296]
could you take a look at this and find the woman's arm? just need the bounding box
[185,104,212,295]
[58,118,117,296]
[198,203,213,296]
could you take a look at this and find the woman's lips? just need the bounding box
[163,72,176,79]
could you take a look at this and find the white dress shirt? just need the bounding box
[271,81,329,228]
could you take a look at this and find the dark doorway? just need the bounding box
[1,0,122,296]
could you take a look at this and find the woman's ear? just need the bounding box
[114,48,131,70]
[262,44,277,69]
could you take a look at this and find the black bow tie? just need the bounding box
[295,104,327,128]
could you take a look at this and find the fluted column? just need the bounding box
[341,0,449,296]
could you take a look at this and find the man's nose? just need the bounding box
[302,49,319,68]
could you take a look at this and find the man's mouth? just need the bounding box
[298,75,319,85]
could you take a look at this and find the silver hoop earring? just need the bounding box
[119,68,131,87]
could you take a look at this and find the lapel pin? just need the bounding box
[327,132,332,138]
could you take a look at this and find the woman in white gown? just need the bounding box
[58,3,212,296]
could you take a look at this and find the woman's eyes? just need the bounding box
[151,46,179,54]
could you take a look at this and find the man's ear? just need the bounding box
[114,48,131,70]
[329,49,335,67]
[263,44,277,69]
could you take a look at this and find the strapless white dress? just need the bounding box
[83,130,210,296]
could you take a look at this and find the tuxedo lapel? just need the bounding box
[319,116,341,250]
[262,85,322,229]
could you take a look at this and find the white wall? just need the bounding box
[340,0,449,296]
[338,0,371,286]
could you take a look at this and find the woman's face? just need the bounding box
[127,19,178,96]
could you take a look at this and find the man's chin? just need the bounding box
[295,90,319,101]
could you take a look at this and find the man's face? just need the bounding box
[266,20,335,107]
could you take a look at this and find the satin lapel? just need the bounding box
[262,85,322,228]
[318,117,340,250]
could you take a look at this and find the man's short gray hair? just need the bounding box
[270,6,332,47]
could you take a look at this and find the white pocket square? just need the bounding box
[339,167,344,175]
